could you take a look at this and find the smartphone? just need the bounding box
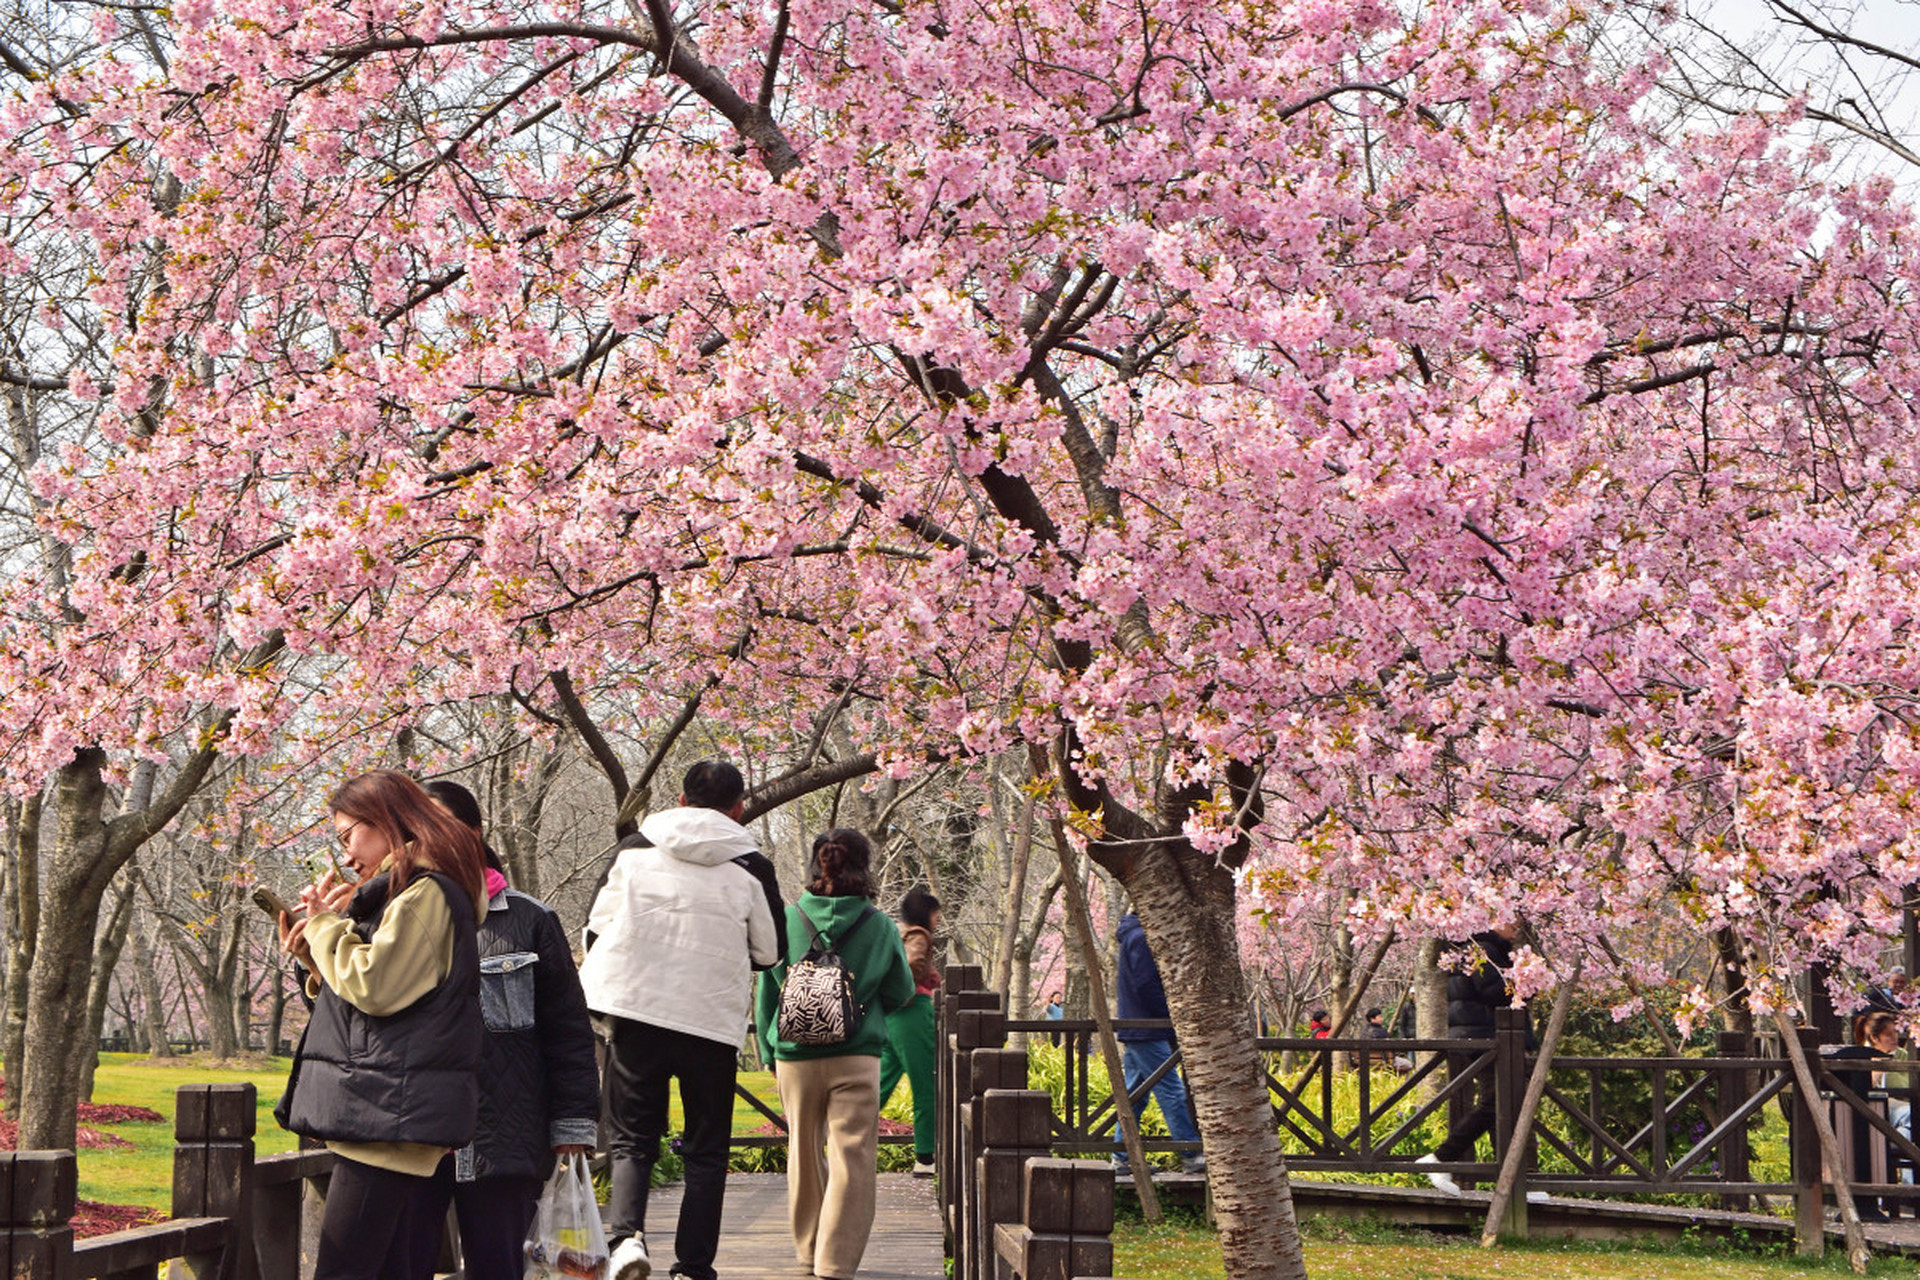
[303,849,342,883]
[251,885,295,920]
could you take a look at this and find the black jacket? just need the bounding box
[1445,931,1520,1041]
[733,849,789,969]
[282,872,483,1147]
[457,886,601,1182]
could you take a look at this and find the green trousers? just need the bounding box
[878,992,937,1161]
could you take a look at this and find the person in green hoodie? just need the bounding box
[756,829,914,1280]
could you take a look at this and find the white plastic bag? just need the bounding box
[523,1154,609,1280]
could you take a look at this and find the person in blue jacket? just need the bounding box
[1112,911,1205,1175]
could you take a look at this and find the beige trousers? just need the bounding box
[776,1054,881,1279]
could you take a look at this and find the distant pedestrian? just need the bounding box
[1865,968,1909,1014]
[580,761,781,1280]
[414,780,599,1280]
[1111,912,1205,1176]
[1044,990,1064,1047]
[1419,925,1533,1197]
[1364,1008,1388,1038]
[756,829,914,1280]
[1308,1010,1332,1039]
[275,770,488,1280]
[878,887,942,1177]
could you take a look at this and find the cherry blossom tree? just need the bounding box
[8,0,1920,1272]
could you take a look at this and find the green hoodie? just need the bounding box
[756,892,915,1062]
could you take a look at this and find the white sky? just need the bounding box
[1694,0,1920,184]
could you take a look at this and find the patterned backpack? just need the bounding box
[776,906,880,1047]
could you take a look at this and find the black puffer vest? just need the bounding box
[284,871,483,1147]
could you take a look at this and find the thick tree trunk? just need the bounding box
[4,792,40,1116]
[265,960,288,1056]
[234,948,252,1053]
[130,920,173,1057]
[19,755,114,1150]
[1716,927,1754,1035]
[79,882,136,1101]
[199,970,239,1059]
[1123,845,1309,1280]
[20,721,241,1150]
[994,786,1035,995]
[1329,914,1355,1071]
[1415,936,1447,1098]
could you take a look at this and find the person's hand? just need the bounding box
[300,869,354,918]
[278,913,313,968]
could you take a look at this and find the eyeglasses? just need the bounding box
[335,820,362,850]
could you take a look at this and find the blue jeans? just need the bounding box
[1113,1038,1200,1154]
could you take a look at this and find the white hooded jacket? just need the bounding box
[579,807,780,1047]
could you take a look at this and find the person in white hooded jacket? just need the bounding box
[580,761,780,1280]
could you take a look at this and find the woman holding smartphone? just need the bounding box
[276,769,489,1280]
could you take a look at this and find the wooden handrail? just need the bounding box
[73,1217,228,1279]
[0,1085,336,1280]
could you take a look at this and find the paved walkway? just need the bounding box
[640,1174,943,1280]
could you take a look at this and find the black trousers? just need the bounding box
[315,1156,443,1280]
[604,1018,739,1280]
[416,1160,545,1280]
[1432,1049,1497,1163]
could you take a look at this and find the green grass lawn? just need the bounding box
[1116,1213,1918,1279]
[78,1054,302,1209]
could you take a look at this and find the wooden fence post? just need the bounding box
[1003,1159,1112,1280]
[172,1083,258,1280]
[942,970,994,1208]
[941,971,996,1264]
[1491,1007,1531,1238]
[955,1004,1010,1280]
[1716,1030,1754,1212]
[971,1090,1050,1280]
[0,1151,76,1280]
[1790,1026,1827,1256]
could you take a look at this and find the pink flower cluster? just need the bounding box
[1,0,1918,1013]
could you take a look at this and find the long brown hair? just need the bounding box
[330,770,487,910]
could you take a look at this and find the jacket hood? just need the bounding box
[796,890,883,938]
[638,807,759,866]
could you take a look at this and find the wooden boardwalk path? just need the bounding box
[640,1174,944,1280]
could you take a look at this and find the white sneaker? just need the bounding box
[912,1159,936,1177]
[1526,1191,1549,1205]
[1416,1153,1461,1196]
[610,1235,651,1280]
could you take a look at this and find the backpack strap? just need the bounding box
[798,904,881,957]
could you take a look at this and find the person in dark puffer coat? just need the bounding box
[415,780,601,1280]
[1418,924,1533,1196]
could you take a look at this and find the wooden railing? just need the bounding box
[2,1084,331,1280]
[937,964,1920,1267]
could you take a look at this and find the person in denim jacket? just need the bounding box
[416,780,600,1280]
